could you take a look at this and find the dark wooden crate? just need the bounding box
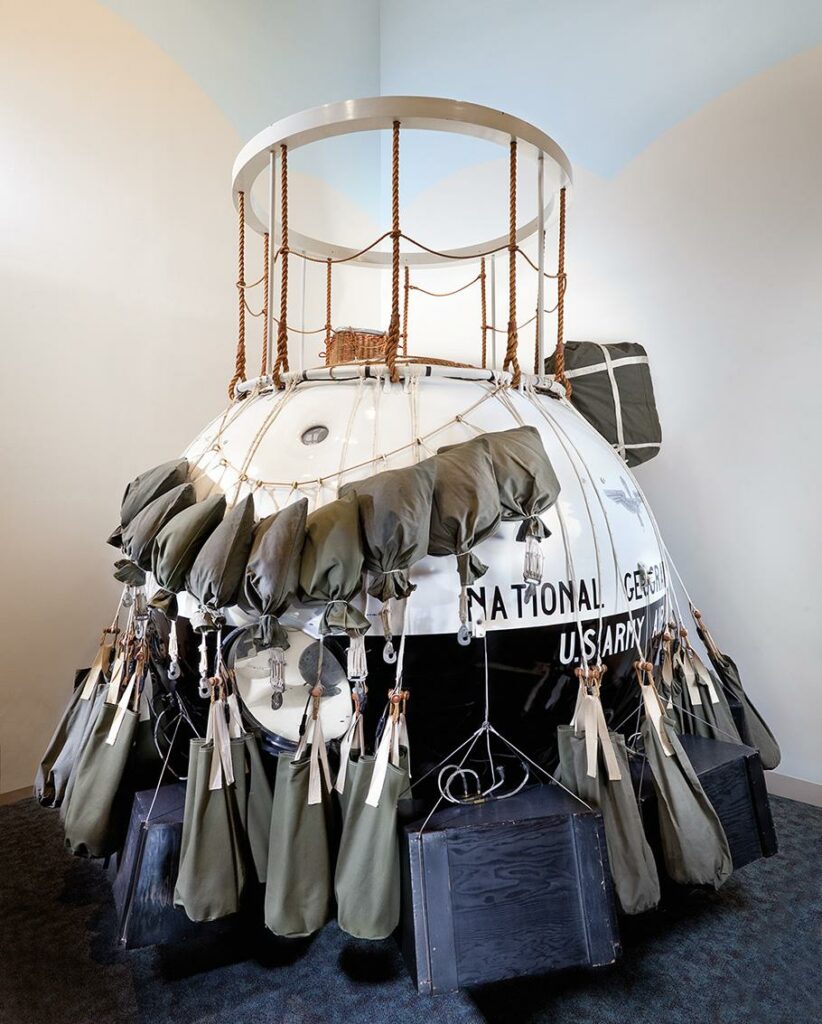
[112,785,228,949]
[632,735,777,875]
[400,785,620,994]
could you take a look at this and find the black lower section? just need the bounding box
[352,601,664,802]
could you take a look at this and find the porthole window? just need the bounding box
[301,425,329,446]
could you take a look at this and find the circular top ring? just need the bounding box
[232,96,573,267]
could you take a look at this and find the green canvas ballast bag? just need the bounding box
[338,459,436,603]
[150,494,226,616]
[334,749,410,939]
[639,674,732,888]
[545,341,661,466]
[187,494,256,616]
[174,694,272,923]
[300,493,370,681]
[107,457,189,548]
[63,697,139,857]
[428,442,501,641]
[663,635,741,745]
[265,751,336,938]
[695,612,781,770]
[116,483,196,584]
[440,426,560,595]
[35,669,93,807]
[241,498,307,708]
[60,683,108,823]
[558,723,660,915]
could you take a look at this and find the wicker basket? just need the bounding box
[324,327,387,366]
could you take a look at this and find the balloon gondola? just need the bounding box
[35,97,778,990]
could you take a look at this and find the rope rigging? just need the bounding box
[227,123,571,397]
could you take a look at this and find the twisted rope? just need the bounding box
[553,186,570,396]
[260,231,269,376]
[408,273,480,297]
[384,121,402,383]
[324,258,332,365]
[480,257,487,368]
[503,141,521,387]
[274,144,290,386]
[228,191,247,400]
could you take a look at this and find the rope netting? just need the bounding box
[229,128,570,399]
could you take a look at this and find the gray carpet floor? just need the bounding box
[0,795,819,1024]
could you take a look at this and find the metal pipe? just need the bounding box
[266,149,277,374]
[489,255,497,370]
[299,249,307,372]
[536,153,546,374]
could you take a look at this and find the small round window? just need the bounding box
[301,425,329,446]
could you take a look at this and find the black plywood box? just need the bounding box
[400,785,620,994]
[112,785,230,948]
[632,735,777,875]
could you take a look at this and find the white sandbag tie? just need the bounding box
[139,671,153,722]
[679,649,703,706]
[661,644,675,710]
[334,709,364,794]
[579,691,622,782]
[226,692,245,739]
[106,671,136,745]
[209,699,235,790]
[691,650,720,705]
[366,717,395,808]
[638,663,674,757]
[105,652,127,705]
[81,631,117,700]
[307,711,332,805]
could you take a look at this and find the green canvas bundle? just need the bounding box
[428,441,501,639]
[545,341,661,466]
[558,724,659,915]
[695,616,781,770]
[63,700,139,857]
[115,483,196,584]
[300,493,370,679]
[428,443,501,587]
[187,494,257,615]
[300,493,369,632]
[174,728,272,923]
[107,457,189,548]
[338,460,436,603]
[334,750,410,939]
[150,494,226,615]
[641,711,732,889]
[265,751,337,938]
[242,498,308,649]
[440,425,559,529]
[440,426,559,592]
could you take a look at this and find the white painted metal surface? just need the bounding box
[232,629,353,743]
[231,96,573,265]
[181,372,665,640]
